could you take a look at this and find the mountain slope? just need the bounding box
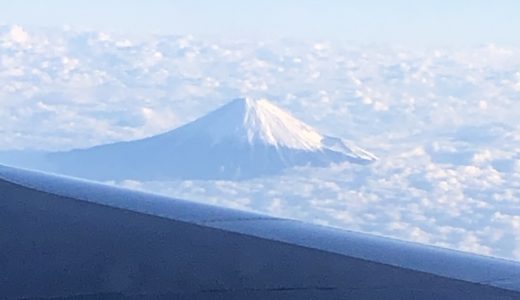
[46,98,377,180]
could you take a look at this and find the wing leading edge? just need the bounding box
[0,164,519,299]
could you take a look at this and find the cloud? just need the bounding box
[8,25,29,44]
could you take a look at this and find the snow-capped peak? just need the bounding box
[241,98,324,150]
[187,98,324,151]
[43,97,377,181]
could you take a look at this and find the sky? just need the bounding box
[1,0,519,45]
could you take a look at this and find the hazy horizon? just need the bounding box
[1,0,520,46]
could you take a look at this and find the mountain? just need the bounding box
[45,98,377,180]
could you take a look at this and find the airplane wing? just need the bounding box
[1,164,520,299]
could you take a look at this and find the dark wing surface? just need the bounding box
[1,164,520,299]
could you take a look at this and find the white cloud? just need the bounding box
[8,25,29,44]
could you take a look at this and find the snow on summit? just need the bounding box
[184,98,323,151]
[37,98,377,180]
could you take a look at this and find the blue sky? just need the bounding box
[1,0,519,45]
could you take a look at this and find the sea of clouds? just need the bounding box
[1,25,520,260]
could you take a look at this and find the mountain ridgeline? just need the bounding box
[45,98,377,180]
